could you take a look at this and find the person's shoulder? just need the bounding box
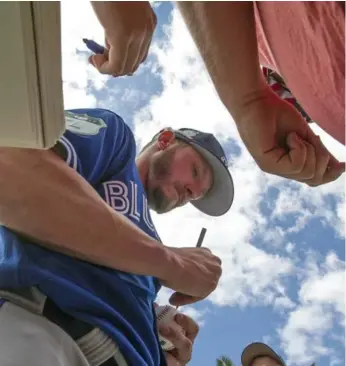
[65,108,132,135]
[65,108,135,148]
[59,108,136,180]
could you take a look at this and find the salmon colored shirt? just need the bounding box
[254,1,345,144]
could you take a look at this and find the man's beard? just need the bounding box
[149,187,171,213]
[147,150,175,214]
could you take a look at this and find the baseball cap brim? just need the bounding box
[175,131,234,217]
[241,342,286,366]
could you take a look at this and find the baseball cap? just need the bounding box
[241,342,286,366]
[153,127,234,216]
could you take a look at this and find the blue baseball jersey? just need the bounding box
[0,108,167,366]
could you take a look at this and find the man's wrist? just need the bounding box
[148,243,180,282]
[224,80,271,125]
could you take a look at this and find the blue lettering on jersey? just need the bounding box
[0,109,166,366]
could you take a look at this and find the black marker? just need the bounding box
[196,228,207,248]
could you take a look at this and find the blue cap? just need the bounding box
[154,128,234,216]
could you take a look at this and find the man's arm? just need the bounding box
[0,147,169,275]
[0,146,222,305]
[176,2,345,186]
[176,1,266,122]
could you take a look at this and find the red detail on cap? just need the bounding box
[160,130,174,141]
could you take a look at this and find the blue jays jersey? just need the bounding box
[0,109,166,366]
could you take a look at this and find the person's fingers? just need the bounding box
[298,140,316,180]
[125,40,145,75]
[169,292,203,307]
[94,37,130,75]
[160,325,192,363]
[164,352,180,366]
[320,161,346,185]
[174,313,199,343]
[301,131,345,186]
[265,132,307,177]
[89,54,106,69]
[302,135,330,186]
[128,34,148,74]
[140,35,151,63]
[285,132,308,175]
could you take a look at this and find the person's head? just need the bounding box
[136,127,234,216]
[241,343,286,366]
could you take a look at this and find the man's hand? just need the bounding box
[161,312,199,365]
[177,2,344,187]
[90,1,156,76]
[236,87,345,186]
[159,247,222,307]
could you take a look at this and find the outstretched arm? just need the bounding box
[176,1,265,121]
[0,146,169,276]
[176,2,345,186]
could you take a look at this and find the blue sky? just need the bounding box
[61,2,345,365]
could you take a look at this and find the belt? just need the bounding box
[0,287,128,366]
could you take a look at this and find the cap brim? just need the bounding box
[175,132,234,217]
[241,342,286,366]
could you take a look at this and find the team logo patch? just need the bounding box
[64,111,107,136]
[181,129,199,139]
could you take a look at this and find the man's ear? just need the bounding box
[157,128,176,150]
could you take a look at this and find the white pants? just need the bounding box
[0,301,90,366]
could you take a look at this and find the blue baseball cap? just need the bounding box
[154,127,234,216]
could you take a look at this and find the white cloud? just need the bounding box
[279,253,345,365]
[61,1,108,109]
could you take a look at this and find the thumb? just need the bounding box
[286,131,303,150]
[283,132,307,174]
[169,292,201,307]
[89,54,108,72]
[322,160,346,184]
[332,161,346,173]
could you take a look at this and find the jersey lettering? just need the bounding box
[103,181,129,214]
[103,180,156,235]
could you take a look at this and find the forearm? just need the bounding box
[90,1,150,33]
[177,1,267,122]
[0,147,172,277]
[90,1,119,31]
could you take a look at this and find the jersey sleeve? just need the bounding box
[57,108,136,184]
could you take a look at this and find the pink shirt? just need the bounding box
[254,1,345,144]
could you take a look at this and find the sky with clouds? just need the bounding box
[61,2,345,365]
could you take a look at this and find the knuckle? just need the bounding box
[303,170,315,180]
[109,62,125,76]
[215,256,222,265]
